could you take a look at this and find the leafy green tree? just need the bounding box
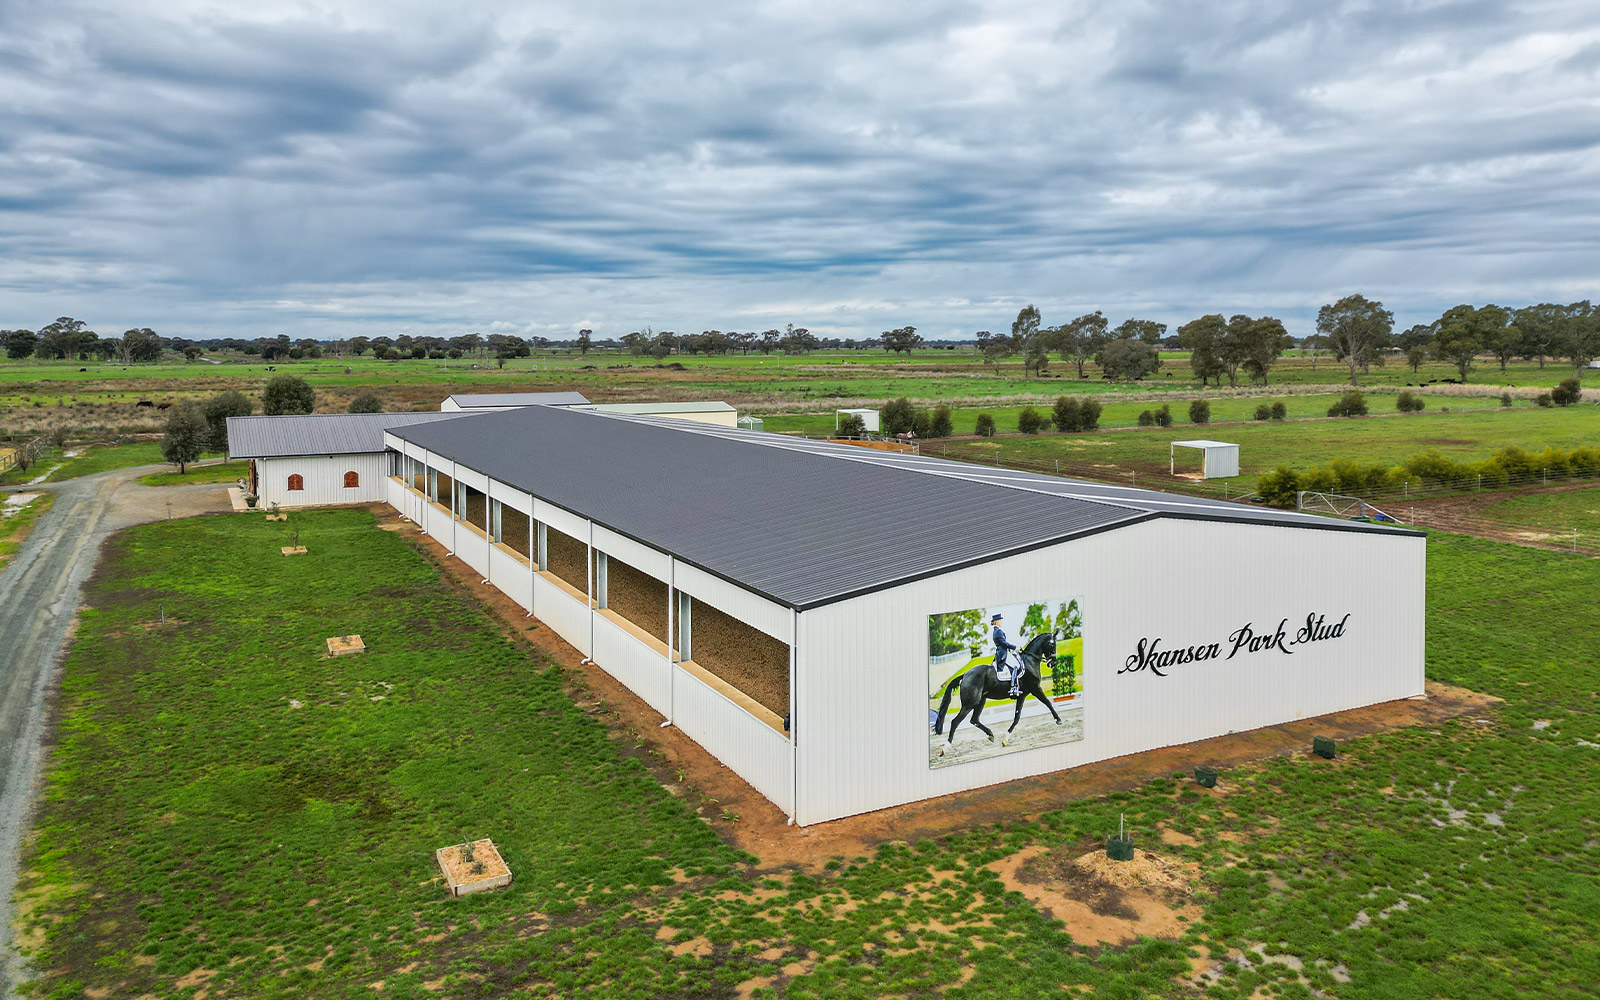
[1079,397,1102,430]
[1096,337,1160,380]
[203,390,254,452]
[1555,301,1600,370]
[576,329,593,355]
[1228,315,1292,385]
[1327,391,1368,417]
[1317,294,1393,385]
[4,329,36,359]
[1178,314,1227,386]
[881,326,924,354]
[881,397,916,435]
[1011,306,1051,376]
[262,375,315,415]
[1058,311,1109,378]
[929,609,985,656]
[1137,409,1154,426]
[1017,406,1046,433]
[1254,403,1272,421]
[161,404,207,473]
[1271,401,1286,420]
[347,392,384,413]
[1551,377,1583,406]
[1406,345,1428,372]
[1153,403,1172,427]
[1188,399,1210,424]
[929,404,953,438]
[837,413,866,436]
[1433,304,1488,381]
[974,413,996,437]
[1052,396,1081,432]
[36,317,96,360]
[1114,318,1166,344]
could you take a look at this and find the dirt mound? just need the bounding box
[990,844,1202,946]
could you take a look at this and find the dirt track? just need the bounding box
[1401,481,1600,555]
[931,707,1085,768]
[0,464,228,998]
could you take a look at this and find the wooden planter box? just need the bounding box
[435,839,512,897]
[326,635,365,657]
[281,546,307,556]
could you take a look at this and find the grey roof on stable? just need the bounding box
[226,412,473,459]
[583,401,735,414]
[390,407,1419,610]
[443,391,590,408]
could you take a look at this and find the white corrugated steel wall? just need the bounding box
[256,454,388,508]
[380,445,800,816]
[673,669,793,813]
[793,517,1425,825]
[593,617,672,715]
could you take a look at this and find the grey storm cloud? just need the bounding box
[0,0,1597,339]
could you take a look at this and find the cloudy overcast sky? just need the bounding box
[2,0,1597,341]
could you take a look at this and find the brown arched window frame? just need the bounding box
[287,474,304,491]
[343,470,360,488]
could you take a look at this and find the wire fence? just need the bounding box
[0,436,47,477]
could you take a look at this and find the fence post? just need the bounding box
[1476,474,1482,490]
[1575,529,1580,554]
[1410,506,1415,525]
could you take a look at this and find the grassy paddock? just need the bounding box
[14,513,1600,997]
[136,460,249,487]
[924,406,1600,482]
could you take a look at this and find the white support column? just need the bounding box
[663,558,676,727]
[788,607,798,826]
[583,519,595,664]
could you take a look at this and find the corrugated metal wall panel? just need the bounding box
[795,518,1425,825]
[592,618,672,716]
[256,455,388,508]
[488,479,533,515]
[455,527,491,579]
[489,546,532,611]
[673,562,790,642]
[674,669,793,814]
[533,499,589,547]
[534,577,591,656]
[593,525,671,581]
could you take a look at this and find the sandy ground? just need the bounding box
[384,505,1504,869]
[0,464,230,997]
[931,706,1085,768]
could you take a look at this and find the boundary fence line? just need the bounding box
[0,436,46,477]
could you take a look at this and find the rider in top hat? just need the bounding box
[991,612,1020,698]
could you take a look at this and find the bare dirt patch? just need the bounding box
[990,844,1201,946]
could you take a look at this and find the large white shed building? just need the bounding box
[379,406,1425,826]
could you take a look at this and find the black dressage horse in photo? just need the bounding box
[932,632,1061,754]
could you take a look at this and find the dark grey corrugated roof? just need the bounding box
[391,407,1418,609]
[392,407,1141,609]
[226,412,473,459]
[444,391,590,408]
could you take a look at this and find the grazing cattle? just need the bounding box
[78,368,87,372]
[157,402,173,410]
[135,400,155,408]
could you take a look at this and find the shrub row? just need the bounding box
[1256,445,1600,506]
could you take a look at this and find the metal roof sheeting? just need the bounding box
[392,406,1152,608]
[443,391,591,408]
[226,412,473,459]
[583,401,735,414]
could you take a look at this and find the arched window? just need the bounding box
[287,474,304,491]
[343,470,360,488]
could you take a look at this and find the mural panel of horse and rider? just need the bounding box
[928,598,1084,768]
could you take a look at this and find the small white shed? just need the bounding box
[1170,439,1240,479]
[836,408,880,433]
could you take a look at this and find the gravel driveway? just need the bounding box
[0,464,228,997]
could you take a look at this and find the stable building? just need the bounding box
[227,412,471,508]
[383,405,1425,826]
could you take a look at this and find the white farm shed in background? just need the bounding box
[1170,439,1240,479]
[377,407,1424,826]
[835,408,881,432]
[226,412,471,508]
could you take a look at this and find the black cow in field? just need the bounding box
[135,400,154,408]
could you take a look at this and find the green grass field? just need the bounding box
[15,511,1600,998]
[1468,485,1600,540]
[136,460,248,487]
[923,406,1600,483]
[0,442,231,486]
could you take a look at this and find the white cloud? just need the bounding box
[0,0,1597,339]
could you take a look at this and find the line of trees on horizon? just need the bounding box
[4,295,1597,381]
